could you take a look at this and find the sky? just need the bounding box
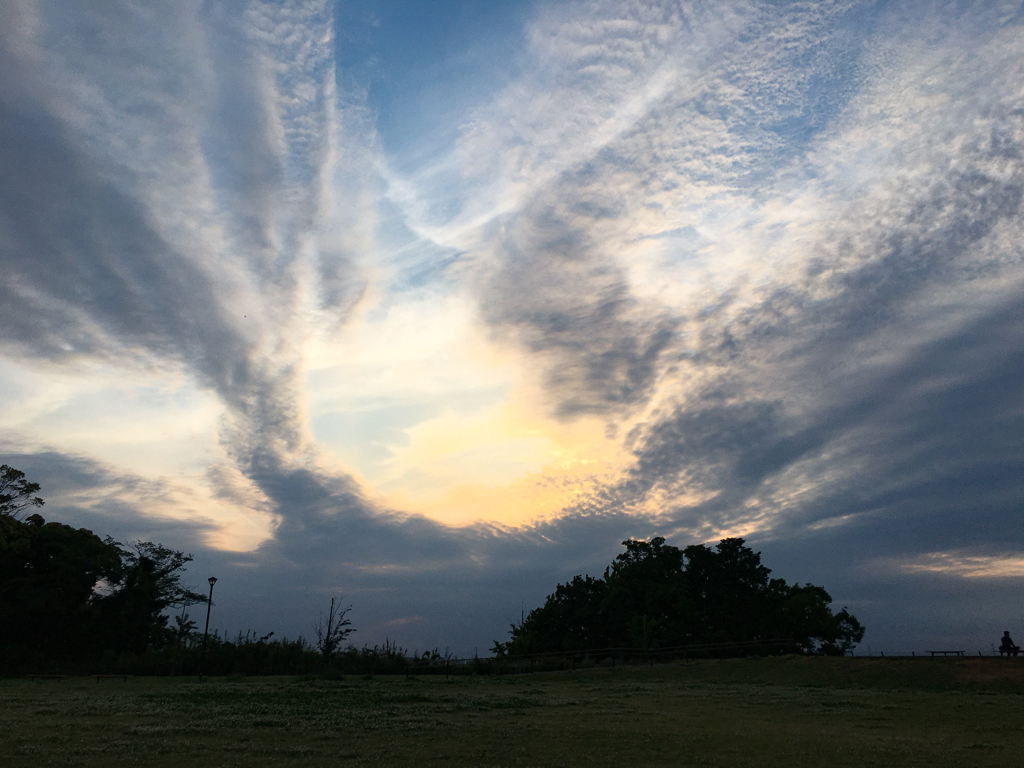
[1,0,1022,656]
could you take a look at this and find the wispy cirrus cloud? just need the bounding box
[897,552,1024,579]
[0,0,370,501]
[419,0,1024,542]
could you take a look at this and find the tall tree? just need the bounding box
[603,537,693,648]
[0,464,44,520]
[94,541,209,655]
[312,597,354,666]
[682,538,773,642]
[0,513,121,671]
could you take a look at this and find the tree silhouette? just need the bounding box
[496,536,864,656]
[94,540,209,655]
[313,596,354,666]
[0,512,121,670]
[0,464,44,520]
[0,465,212,672]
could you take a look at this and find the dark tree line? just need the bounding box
[0,465,408,678]
[493,537,864,656]
[0,508,208,674]
[2,464,865,676]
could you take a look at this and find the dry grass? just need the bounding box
[1,657,1021,767]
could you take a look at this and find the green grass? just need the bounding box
[1,657,1022,767]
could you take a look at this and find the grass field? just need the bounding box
[1,657,1021,767]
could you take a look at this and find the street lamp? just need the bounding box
[200,576,217,680]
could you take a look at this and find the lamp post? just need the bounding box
[200,576,217,680]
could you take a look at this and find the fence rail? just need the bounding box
[401,638,797,678]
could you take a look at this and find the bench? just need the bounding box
[927,650,964,657]
[95,675,131,683]
[997,648,1020,657]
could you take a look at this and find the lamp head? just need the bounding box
[208,577,218,587]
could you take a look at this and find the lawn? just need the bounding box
[1,657,1021,767]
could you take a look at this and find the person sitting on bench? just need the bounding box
[999,631,1019,657]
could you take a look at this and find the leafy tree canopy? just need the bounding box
[0,512,122,664]
[0,464,44,520]
[0,466,208,673]
[93,540,209,655]
[494,537,864,657]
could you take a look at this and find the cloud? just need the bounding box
[0,0,376,525]
[439,0,1024,540]
[421,1,873,422]
[897,552,1024,580]
[0,447,220,551]
[481,205,679,418]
